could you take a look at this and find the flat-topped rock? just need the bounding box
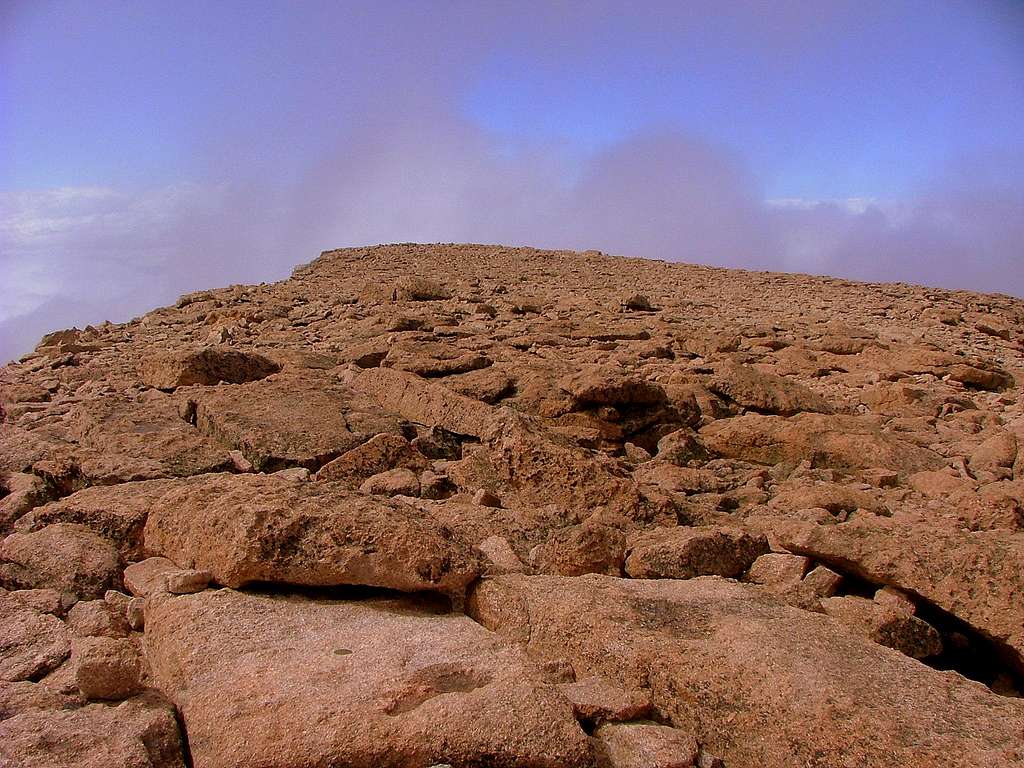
[192,372,405,471]
[142,473,479,593]
[145,588,594,768]
[469,574,1024,768]
[140,346,280,390]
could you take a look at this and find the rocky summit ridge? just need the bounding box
[1,242,1024,767]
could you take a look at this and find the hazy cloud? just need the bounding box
[3,120,1023,363]
[2,2,1022,362]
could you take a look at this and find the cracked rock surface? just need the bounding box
[2,243,1024,767]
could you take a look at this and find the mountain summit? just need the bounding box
[2,243,1023,766]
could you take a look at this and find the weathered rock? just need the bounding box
[67,599,131,637]
[73,636,143,700]
[0,693,186,767]
[140,346,280,389]
[477,535,529,574]
[625,526,768,580]
[801,564,843,597]
[362,275,451,302]
[0,593,70,681]
[595,721,701,768]
[4,242,1024,764]
[533,522,626,576]
[632,461,729,494]
[354,366,495,437]
[969,430,1018,474]
[193,372,403,471]
[145,588,594,767]
[123,557,181,598]
[450,410,647,522]
[746,552,809,586]
[707,362,833,415]
[384,339,493,377]
[559,676,651,723]
[0,472,47,531]
[557,366,666,410]
[359,467,421,497]
[1,523,120,599]
[654,429,708,465]
[771,516,1024,669]
[469,574,1024,768]
[700,413,945,474]
[768,481,888,518]
[63,395,233,483]
[164,568,211,594]
[2,587,66,615]
[16,479,178,558]
[315,432,430,486]
[143,473,479,593]
[821,595,943,659]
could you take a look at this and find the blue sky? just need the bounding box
[2,1,1023,360]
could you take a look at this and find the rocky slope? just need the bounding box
[2,243,1023,767]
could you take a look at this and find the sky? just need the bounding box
[2,0,1023,362]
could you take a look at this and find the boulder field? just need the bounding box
[2,243,1023,767]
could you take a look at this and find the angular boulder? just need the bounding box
[1,523,120,599]
[354,366,495,438]
[140,346,280,390]
[193,373,404,471]
[625,526,768,580]
[707,362,832,415]
[469,574,1024,768]
[145,588,594,768]
[769,516,1024,670]
[0,693,186,767]
[700,413,945,474]
[0,593,70,682]
[142,473,479,593]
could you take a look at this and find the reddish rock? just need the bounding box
[772,516,1024,668]
[821,595,943,659]
[123,557,181,598]
[534,522,626,576]
[625,526,768,580]
[16,479,178,558]
[139,346,280,389]
[353,366,495,438]
[145,588,594,767]
[559,676,651,723]
[450,410,646,523]
[707,361,832,416]
[359,467,421,497]
[469,574,1024,768]
[4,243,1024,764]
[1,523,120,599]
[164,568,211,594]
[0,593,70,682]
[143,473,479,593]
[315,432,430,486]
[67,599,131,637]
[595,721,701,768]
[192,372,403,471]
[700,412,946,474]
[0,693,186,767]
[73,636,143,700]
[0,472,47,531]
[383,338,493,377]
[746,553,810,586]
